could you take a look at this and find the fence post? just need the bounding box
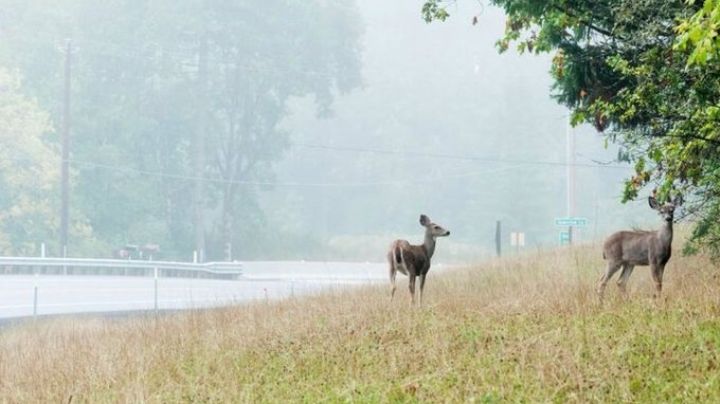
[224,242,232,262]
[33,273,39,318]
[495,220,502,258]
[40,242,46,275]
[154,266,159,314]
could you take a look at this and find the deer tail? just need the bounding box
[394,247,403,265]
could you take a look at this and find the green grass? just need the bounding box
[1,242,719,402]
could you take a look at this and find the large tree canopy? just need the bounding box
[423,0,720,257]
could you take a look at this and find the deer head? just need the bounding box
[420,214,450,238]
[648,195,682,223]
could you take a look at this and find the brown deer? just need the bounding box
[598,194,682,298]
[387,214,450,305]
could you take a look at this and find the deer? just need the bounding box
[387,214,450,305]
[597,194,682,299]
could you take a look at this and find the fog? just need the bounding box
[0,1,659,264]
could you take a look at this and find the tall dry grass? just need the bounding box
[1,240,719,402]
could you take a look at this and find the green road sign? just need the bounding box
[555,217,588,227]
[559,231,571,245]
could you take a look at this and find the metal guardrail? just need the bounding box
[0,256,243,279]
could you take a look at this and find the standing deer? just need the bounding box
[598,194,682,298]
[387,214,450,305]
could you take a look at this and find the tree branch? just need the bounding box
[550,4,626,42]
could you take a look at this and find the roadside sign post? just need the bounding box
[555,217,588,245]
[510,232,526,254]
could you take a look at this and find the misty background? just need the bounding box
[0,1,659,264]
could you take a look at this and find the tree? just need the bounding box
[192,0,363,259]
[422,0,720,257]
[0,68,96,254]
[673,0,720,256]
[0,68,57,254]
[0,0,362,259]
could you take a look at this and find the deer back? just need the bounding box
[603,230,659,266]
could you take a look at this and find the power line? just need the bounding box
[290,142,630,170]
[4,137,629,190]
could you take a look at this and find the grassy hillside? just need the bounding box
[1,241,719,402]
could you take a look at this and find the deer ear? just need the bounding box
[419,214,430,226]
[648,196,659,209]
[673,194,683,206]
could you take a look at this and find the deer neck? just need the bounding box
[423,230,436,259]
[658,220,673,246]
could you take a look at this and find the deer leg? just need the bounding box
[651,264,664,298]
[616,264,634,296]
[418,273,427,306]
[390,269,397,301]
[408,274,416,305]
[389,254,397,301]
[597,262,622,298]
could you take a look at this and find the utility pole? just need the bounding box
[60,39,72,257]
[566,114,576,244]
[193,37,208,262]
